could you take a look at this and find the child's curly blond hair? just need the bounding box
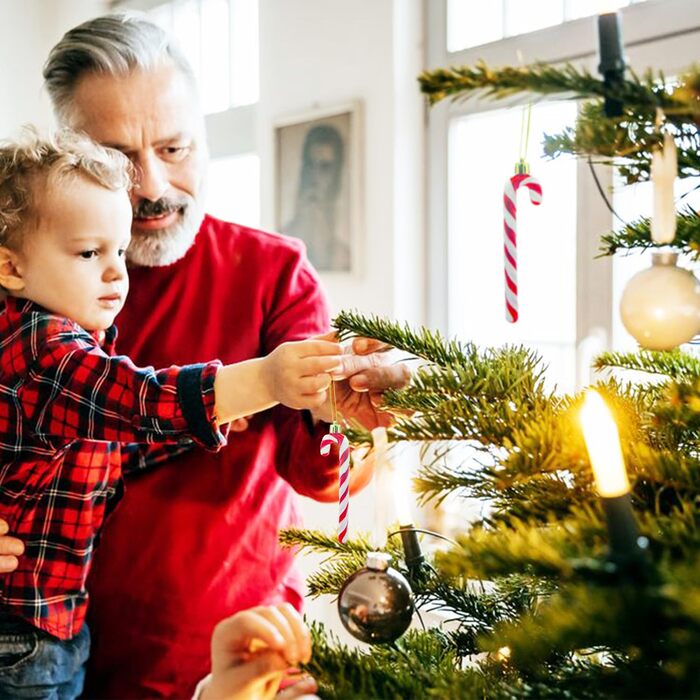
[0,128,132,250]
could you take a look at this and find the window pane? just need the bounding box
[447,0,503,52]
[201,0,231,114]
[230,0,260,106]
[150,0,259,113]
[566,0,629,20]
[172,0,202,81]
[448,0,655,49]
[448,103,578,393]
[505,0,563,37]
[205,154,261,228]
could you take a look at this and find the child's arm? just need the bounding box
[213,339,343,424]
[20,328,343,450]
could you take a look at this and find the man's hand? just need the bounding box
[225,336,411,440]
[313,336,411,429]
[0,519,23,572]
[200,604,316,700]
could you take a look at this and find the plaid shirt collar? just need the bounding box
[3,296,118,354]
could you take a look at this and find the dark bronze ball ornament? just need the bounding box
[337,552,415,644]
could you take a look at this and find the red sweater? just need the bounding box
[83,216,337,699]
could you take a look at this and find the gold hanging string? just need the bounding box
[517,103,533,174]
[329,378,340,433]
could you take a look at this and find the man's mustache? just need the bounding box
[132,197,188,219]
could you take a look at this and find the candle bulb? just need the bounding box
[597,10,626,117]
[383,437,425,575]
[580,390,645,564]
[651,131,678,245]
[371,427,392,549]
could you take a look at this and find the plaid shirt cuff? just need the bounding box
[176,361,229,450]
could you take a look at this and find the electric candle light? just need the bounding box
[392,447,425,572]
[371,426,392,548]
[580,390,645,563]
[371,427,425,570]
[651,131,678,245]
[597,4,627,117]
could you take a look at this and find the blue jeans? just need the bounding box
[0,615,90,699]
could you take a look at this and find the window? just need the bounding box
[205,154,261,228]
[448,103,578,393]
[130,0,261,225]
[447,0,651,52]
[149,0,259,115]
[430,0,700,393]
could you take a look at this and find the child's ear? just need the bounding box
[0,247,25,291]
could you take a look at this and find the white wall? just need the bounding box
[259,0,425,322]
[0,0,108,136]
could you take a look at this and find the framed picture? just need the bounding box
[275,102,362,274]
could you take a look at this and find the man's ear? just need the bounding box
[0,247,25,291]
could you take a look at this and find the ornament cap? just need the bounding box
[515,159,530,175]
[652,251,679,266]
[365,551,391,571]
[330,422,341,434]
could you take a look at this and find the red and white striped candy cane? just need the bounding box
[320,427,350,543]
[503,173,543,323]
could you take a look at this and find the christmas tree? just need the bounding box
[283,35,700,700]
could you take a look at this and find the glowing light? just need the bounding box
[496,646,512,661]
[580,390,630,498]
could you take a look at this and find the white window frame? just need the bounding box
[427,0,700,383]
[112,0,258,161]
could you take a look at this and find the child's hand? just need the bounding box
[262,339,343,411]
[201,603,316,700]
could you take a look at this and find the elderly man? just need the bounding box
[0,13,408,699]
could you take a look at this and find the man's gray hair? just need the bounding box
[43,13,195,124]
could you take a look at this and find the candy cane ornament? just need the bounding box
[503,172,543,323]
[320,424,351,543]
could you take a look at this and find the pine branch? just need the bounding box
[333,310,474,367]
[487,575,700,698]
[594,348,700,380]
[280,527,373,555]
[417,62,689,115]
[435,518,591,581]
[542,101,700,184]
[598,209,700,258]
[305,625,498,700]
[414,459,497,505]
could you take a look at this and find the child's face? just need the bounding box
[16,175,132,331]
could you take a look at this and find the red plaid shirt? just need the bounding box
[0,297,227,639]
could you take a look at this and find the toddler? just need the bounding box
[0,130,343,699]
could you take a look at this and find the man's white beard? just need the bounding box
[127,201,205,268]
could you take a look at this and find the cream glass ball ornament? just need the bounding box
[620,252,700,350]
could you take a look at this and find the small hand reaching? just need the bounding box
[262,339,343,412]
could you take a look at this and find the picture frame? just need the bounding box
[275,102,362,275]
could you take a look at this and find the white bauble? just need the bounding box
[620,252,700,350]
